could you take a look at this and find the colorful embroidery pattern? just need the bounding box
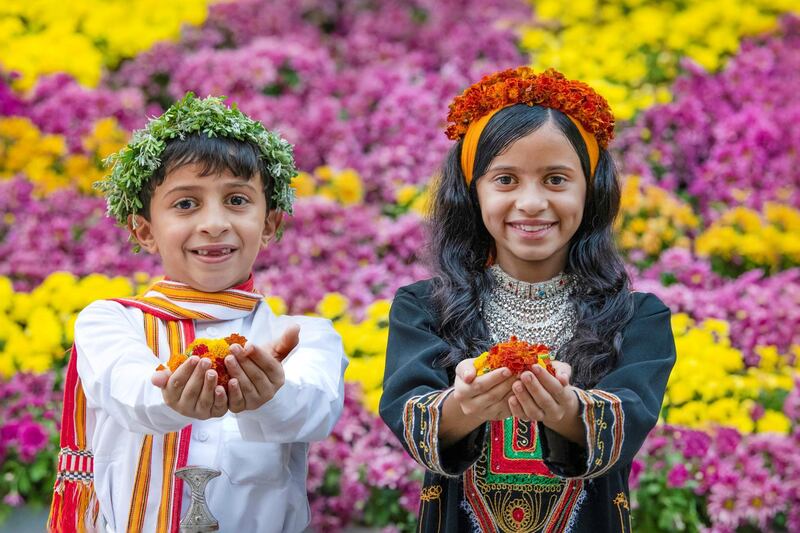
[464,417,584,532]
[401,389,453,476]
[575,389,625,478]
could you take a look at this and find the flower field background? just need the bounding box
[1,0,799,531]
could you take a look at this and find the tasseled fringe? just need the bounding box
[48,477,100,533]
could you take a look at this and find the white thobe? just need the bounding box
[74,299,347,533]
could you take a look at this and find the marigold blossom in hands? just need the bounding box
[473,336,555,376]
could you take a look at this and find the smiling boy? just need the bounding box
[49,94,347,533]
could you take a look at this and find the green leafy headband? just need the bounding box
[95,92,297,225]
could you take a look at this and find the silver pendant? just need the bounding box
[176,466,221,532]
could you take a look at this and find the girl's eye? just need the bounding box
[228,194,250,206]
[546,175,567,186]
[174,199,196,210]
[495,175,515,186]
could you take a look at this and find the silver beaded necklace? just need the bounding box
[482,265,578,357]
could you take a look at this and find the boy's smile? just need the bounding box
[131,162,280,292]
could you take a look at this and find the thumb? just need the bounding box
[151,369,171,389]
[272,324,300,361]
[457,359,476,385]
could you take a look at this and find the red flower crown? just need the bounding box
[445,67,615,149]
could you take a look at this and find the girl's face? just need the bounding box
[475,121,586,283]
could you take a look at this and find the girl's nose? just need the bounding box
[514,183,548,213]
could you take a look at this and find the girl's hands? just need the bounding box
[151,356,228,420]
[452,357,516,423]
[508,361,578,426]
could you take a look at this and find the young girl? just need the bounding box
[379,67,676,532]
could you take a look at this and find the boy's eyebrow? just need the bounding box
[162,180,259,195]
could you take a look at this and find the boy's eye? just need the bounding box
[228,194,250,206]
[174,199,197,210]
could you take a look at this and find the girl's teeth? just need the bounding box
[515,223,552,232]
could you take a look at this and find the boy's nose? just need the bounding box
[197,205,232,236]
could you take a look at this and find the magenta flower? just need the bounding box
[667,463,690,488]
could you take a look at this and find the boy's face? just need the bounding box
[130,163,280,292]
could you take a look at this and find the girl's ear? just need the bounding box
[261,210,284,247]
[128,214,158,254]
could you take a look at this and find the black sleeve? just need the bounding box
[540,292,677,478]
[379,284,487,477]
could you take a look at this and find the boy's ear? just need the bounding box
[261,210,283,247]
[128,214,158,254]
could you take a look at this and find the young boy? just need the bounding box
[49,94,347,533]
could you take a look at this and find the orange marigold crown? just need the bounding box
[445,67,615,149]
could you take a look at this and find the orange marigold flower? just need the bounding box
[162,334,249,391]
[166,353,188,373]
[473,336,555,376]
[224,333,247,347]
[445,67,615,149]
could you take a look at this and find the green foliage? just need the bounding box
[95,92,297,226]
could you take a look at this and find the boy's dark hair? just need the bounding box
[429,104,635,388]
[137,133,276,220]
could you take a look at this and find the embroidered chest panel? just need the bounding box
[463,418,583,533]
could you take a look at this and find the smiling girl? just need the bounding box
[380,68,676,532]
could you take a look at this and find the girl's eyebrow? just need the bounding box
[486,164,576,173]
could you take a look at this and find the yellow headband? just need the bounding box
[460,107,600,186]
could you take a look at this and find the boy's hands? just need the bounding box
[224,324,300,413]
[151,357,228,420]
[452,357,516,423]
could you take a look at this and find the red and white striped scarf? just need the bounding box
[49,276,262,533]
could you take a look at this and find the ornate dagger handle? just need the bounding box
[175,466,221,532]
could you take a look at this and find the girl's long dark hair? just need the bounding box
[430,104,635,388]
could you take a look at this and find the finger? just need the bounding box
[226,354,259,400]
[167,357,199,393]
[551,361,572,384]
[165,357,199,404]
[522,370,559,414]
[531,365,569,403]
[211,386,227,418]
[271,324,300,361]
[151,369,171,389]
[194,369,218,416]
[234,353,274,398]
[495,391,515,420]
[508,395,527,420]
[227,378,246,413]
[470,367,512,397]
[243,343,284,384]
[456,359,477,385]
[177,358,210,411]
[513,378,546,420]
[478,377,515,408]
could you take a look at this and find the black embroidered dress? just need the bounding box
[379,270,676,533]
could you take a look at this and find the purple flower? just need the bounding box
[618,14,800,216]
[667,463,690,488]
[2,491,24,507]
[18,420,49,461]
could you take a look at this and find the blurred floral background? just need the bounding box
[1,0,799,531]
